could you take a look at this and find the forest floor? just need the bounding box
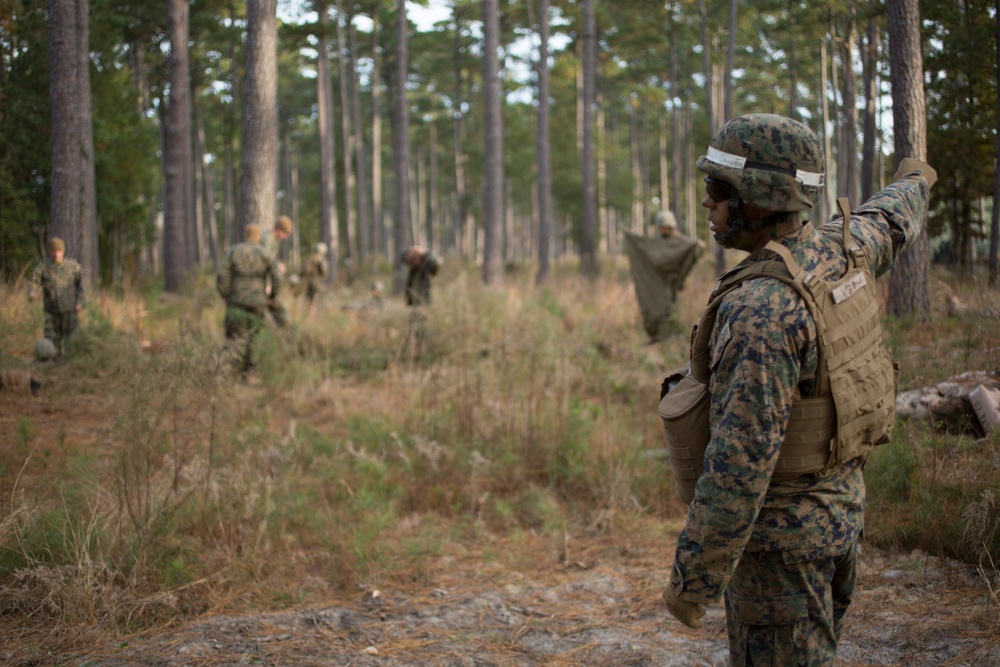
[1,536,995,666]
[1,364,999,667]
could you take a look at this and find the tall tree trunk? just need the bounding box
[860,12,880,202]
[409,153,420,245]
[724,0,736,122]
[820,36,836,222]
[48,0,82,262]
[348,13,370,262]
[317,2,339,280]
[992,0,1000,286]
[698,0,724,275]
[290,148,301,267]
[452,11,472,259]
[371,15,385,258]
[76,0,97,282]
[163,0,190,292]
[597,87,610,254]
[392,0,411,291]
[482,0,504,286]
[886,0,930,318]
[49,0,83,270]
[839,1,859,204]
[335,0,355,263]
[534,0,552,285]
[630,102,642,234]
[192,94,206,265]
[240,0,278,234]
[223,36,239,250]
[223,134,236,248]
[428,121,438,251]
[685,109,697,237]
[698,0,715,136]
[787,1,798,118]
[668,5,683,221]
[659,112,669,217]
[579,0,597,277]
[196,98,220,273]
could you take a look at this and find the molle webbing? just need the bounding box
[694,197,896,480]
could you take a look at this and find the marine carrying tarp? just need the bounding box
[624,232,702,340]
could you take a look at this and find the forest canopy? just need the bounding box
[0,0,996,287]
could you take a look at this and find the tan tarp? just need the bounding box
[624,232,702,340]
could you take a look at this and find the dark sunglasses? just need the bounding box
[704,178,734,203]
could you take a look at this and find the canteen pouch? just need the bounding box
[658,373,711,505]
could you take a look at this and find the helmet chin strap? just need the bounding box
[712,196,790,249]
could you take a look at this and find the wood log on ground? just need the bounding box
[895,371,1000,435]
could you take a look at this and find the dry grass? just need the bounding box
[1,255,999,664]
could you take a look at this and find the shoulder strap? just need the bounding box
[689,203,855,390]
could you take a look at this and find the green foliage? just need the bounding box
[866,427,1000,564]
[923,1,997,266]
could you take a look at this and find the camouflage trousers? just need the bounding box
[268,299,288,328]
[44,310,78,355]
[723,540,858,667]
[224,305,265,373]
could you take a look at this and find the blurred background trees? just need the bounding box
[0,0,997,299]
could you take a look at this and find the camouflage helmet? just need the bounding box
[653,210,678,230]
[47,237,65,253]
[275,215,293,234]
[34,338,57,361]
[315,242,328,255]
[696,114,824,213]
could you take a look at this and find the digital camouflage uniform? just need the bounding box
[301,248,329,304]
[28,256,85,356]
[404,250,440,307]
[217,238,281,374]
[401,248,440,362]
[262,229,289,327]
[667,115,933,667]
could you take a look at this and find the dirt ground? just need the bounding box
[1,383,998,667]
[1,536,995,666]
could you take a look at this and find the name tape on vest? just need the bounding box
[831,271,867,304]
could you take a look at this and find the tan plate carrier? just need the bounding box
[658,198,899,504]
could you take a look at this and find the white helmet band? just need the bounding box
[706,146,825,187]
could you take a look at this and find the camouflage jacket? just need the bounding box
[217,241,281,310]
[670,168,932,606]
[302,252,328,284]
[263,233,286,266]
[28,258,85,313]
[405,252,440,306]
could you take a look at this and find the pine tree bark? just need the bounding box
[992,0,1000,286]
[579,0,598,277]
[887,0,930,318]
[392,0,411,291]
[76,0,97,282]
[335,0,355,263]
[49,0,81,262]
[839,1,860,204]
[240,0,278,235]
[482,0,504,286]
[317,2,339,279]
[861,15,880,202]
[534,0,552,285]
[371,14,385,257]
[451,9,472,259]
[348,13,370,262]
[163,0,190,292]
